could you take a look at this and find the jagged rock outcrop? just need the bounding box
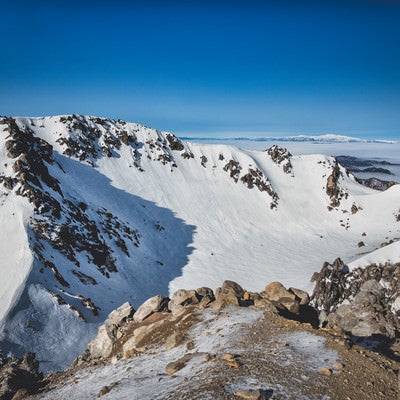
[266,145,293,174]
[311,258,400,338]
[326,160,342,208]
[0,353,42,400]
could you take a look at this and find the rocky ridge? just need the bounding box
[1,270,398,400]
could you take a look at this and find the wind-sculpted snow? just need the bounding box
[0,115,399,372]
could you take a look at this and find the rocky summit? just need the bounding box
[1,274,398,400]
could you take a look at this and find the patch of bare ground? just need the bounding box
[161,311,399,399]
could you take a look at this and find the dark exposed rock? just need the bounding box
[181,151,194,159]
[0,353,43,400]
[200,155,207,167]
[166,133,184,151]
[223,159,242,182]
[326,160,342,208]
[266,145,293,174]
[311,259,400,338]
[240,168,279,208]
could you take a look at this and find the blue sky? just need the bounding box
[1,0,399,139]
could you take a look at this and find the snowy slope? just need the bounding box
[0,115,398,372]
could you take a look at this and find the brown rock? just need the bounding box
[133,295,169,323]
[168,289,200,314]
[263,282,300,314]
[319,368,332,376]
[213,280,245,309]
[235,389,267,400]
[333,362,345,371]
[165,360,186,375]
[11,389,29,400]
[289,287,310,305]
[221,353,235,361]
[228,360,240,368]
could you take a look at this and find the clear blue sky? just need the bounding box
[1,0,399,139]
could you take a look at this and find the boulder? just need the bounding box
[88,325,115,359]
[196,287,215,307]
[107,302,134,327]
[88,302,135,359]
[289,287,310,305]
[263,282,300,314]
[134,295,169,323]
[168,289,200,314]
[213,280,244,308]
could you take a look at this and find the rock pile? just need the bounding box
[85,280,311,364]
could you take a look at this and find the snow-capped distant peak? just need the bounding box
[182,133,397,144]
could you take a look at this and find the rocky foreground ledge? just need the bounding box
[1,260,399,400]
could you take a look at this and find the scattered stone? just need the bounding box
[204,354,215,362]
[319,368,332,376]
[221,353,235,362]
[165,353,200,376]
[235,389,267,400]
[333,363,345,371]
[96,382,118,398]
[165,360,186,375]
[227,360,240,368]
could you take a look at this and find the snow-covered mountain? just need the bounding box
[0,115,399,372]
[182,133,398,144]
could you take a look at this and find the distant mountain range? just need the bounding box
[181,134,398,144]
